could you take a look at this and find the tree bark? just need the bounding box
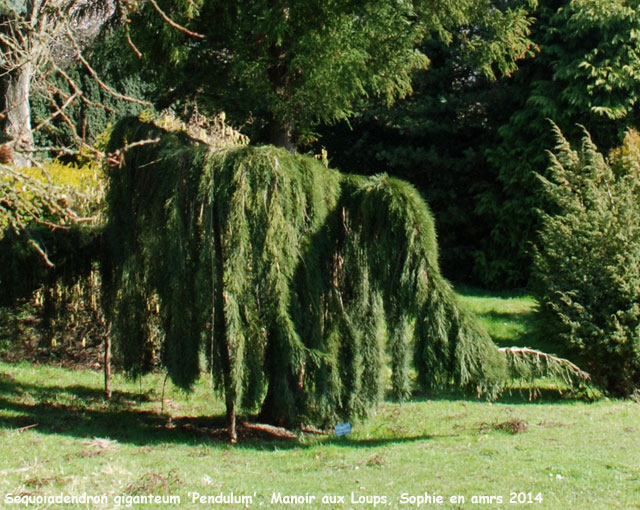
[0,0,43,166]
[265,23,297,153]
[104,333,112,400]
[0,0,117,166]
[2,64,34,166]
[267,119,297,153]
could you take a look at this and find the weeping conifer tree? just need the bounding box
[103,118,585,441]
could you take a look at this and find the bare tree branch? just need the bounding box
[147,0,205,39]
[125,23,142,59]
[61,16,150,106]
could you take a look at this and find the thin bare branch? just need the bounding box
[51,64,116,113]
[27,239,55,267]
[147,0,205,39]
[32,91,80,133]
[61,19,150,106]
[106,137,161,166]
[125,24,142,59]
[26,154,53,184]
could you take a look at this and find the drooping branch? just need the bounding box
[499,346,591,386]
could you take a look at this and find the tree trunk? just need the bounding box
[258,379,290,427]
[2,64,34,166]
[1,0,43,166]
[257,334,295,428]
[266,31,296,153]
[212,202,238,443]
[268,119,297,153]
[104,333,112,400]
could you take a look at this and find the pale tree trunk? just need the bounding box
[104,333,112,400]
[0,0,117,166]
[0,0,45,167]
[3,63,34,166]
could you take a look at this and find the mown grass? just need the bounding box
[457,286,559,354]
[0,290,639,510]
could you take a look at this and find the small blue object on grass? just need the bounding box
[335,423,351,436]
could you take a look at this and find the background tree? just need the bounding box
[0,0,142,165]
[126,0,535,151]
[533,126,640,396]
[315,0,640,287]
[483,0,640,286]
[316,32,522,284]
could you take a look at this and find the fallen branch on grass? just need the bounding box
[301,425,331,435]
[241,422,297,440]
[7,424,38,434]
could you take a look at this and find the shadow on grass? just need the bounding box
[0,353,597,451]
[235,434,443,452]
[454,284,531,300]
[473,309,561,351]
[0,376,181,444]
[0,374,445,449]
[410,383,597,406]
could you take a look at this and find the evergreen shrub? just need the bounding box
[532,126,640,396]
[104,118,589,437]
[0,159,104,239]
[103,117,509,434]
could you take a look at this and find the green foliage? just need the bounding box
[0,159,107,367]
[532,126,640,396]
[103,117,510,428]
[0,159,104,247]
[317,34,518,284]
[126,0,534,147]
[29,27,154,152]
[554,0,640,120]
[484,0,640,286]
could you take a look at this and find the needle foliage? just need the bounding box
[532,126,640,396]
[103,118,563,433]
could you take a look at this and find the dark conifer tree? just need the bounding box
[103,118,588,440]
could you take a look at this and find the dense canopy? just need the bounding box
[126,0,534,148]
[103,117,590,440]
[103,117,508,439]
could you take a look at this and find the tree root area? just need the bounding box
[176,419,331,442]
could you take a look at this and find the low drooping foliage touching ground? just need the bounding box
[0,361,638,510]
[459,287,599,400]
[103,118,506,437]
[533,126,640,396]
[103,118,588,439]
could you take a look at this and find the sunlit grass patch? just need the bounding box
[0,361,638,510]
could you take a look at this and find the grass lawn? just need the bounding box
[0,290,638,510]
[456,286,543,350]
